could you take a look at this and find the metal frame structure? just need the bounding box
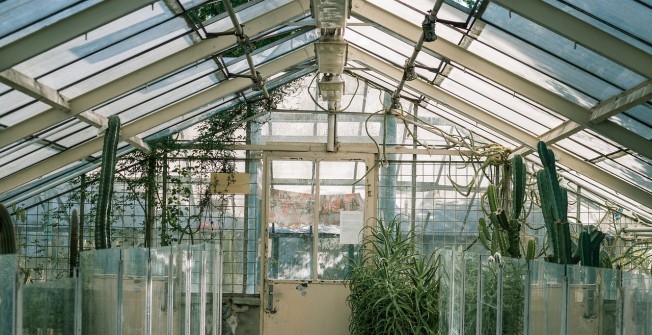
[0,0,650,219]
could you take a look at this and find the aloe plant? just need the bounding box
[346,217,441,335]
[478,154,530,258]
[95,115,121,249]
[0,203,17,254]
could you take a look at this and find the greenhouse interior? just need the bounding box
[0,0,651,334]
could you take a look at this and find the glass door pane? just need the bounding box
[267,159,315,280]
[317,160,366,280]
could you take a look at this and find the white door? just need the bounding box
[260,152,376,335]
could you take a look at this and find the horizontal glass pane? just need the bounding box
[609,113,652,140]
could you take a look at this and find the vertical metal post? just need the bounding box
[448,252,455,335]
[167,250,174,335]
[117,250,124,335]
[200,251,207,335]
[74,268,83,335]
[615,270,624,335]
[523,261,531,335]
[217,244,223,335]
[312,160,320,280]
[184,250,192,335]
[476,255,483,335]
[496,264,503,335]
[212,244,220,335]
[79,174,86,254]
[560,266,569,335]
[460,253,466,335]
[145,250,153,335]
[327,112,336,152]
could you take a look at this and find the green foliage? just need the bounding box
[0,202,17,254]
[478,154,529,258]
[95,115,121,249]
[579,229,606,267]
[346,218,441,335]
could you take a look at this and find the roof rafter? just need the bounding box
[0,45,315,194]
[0,0,310,150]
[350,0,652,161]
[513,80,652,156]
[347,45,652,211]
[490,0,652,79]
[0,67,150,153]
[0,0,157,72]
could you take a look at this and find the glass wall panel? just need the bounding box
[317,160,365,280]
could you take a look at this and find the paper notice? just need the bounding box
[340,211,364,244]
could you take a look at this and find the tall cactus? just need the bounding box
[478,154,529,258]
[536,141,574,264]
[95,115,121,249]
[0,203,17,254]
[69,208,79,276]
[578,229,605,267]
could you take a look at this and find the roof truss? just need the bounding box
[350,0,652,161]
[347,44,652,211]
[0,45,315,194]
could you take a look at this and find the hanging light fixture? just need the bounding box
[315,35,348,75]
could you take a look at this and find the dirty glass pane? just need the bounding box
[317,160,366,280]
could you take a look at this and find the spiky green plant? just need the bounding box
[95,115,120,249]
[0,203,17,254]
[536,141,574,264]
[478,154,530,258]
[346,217,441,335]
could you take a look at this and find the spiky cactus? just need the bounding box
[69,208,79,276]
[478,154,529,258]
[0,203,17,254]
[536,141,574,264]
[578,229,605,267]
[95,115,121,249]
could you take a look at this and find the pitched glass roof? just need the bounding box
[0,0,650,223]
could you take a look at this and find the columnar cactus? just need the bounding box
[578,229,605,267]
[478,154,528,258]
[0,203,17,254]
[536,141,573,264]
[69,208,79,276]
[95,115,121,249]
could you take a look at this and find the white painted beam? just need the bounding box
[351,0,652,160]
[0,0,311,149]
[77,111,151,153]
[590,80,652,124]
[491,0,652,79]
[0,69,69,110]
[348,45,652,210]
[0,45,314,194]
[0,0,156,71]
[513,80,652,156]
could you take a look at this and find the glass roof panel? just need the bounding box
[542,0,652,54]
[0,90,35,115]
[0,146,59,179]
[42,121,88,143]
[36,18,191,91]
[0,0,101,47]
[568,131,621,157]
[439,72,542,137]
[91,60,218,115]
[481,3,646,91]
[446,66,562,130]
[60,33,198,99]
[555,138,601,161]
[203,0,292,35]
[13,2,177,81]
[0,100,50,127]
[464,37,595,109]
[610,112,652,141]
[596,160,652,194]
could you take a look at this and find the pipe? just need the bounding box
[621,227,652,233]
[327,112,336,152]
[223,0,274,107]
[390,0,444,106]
